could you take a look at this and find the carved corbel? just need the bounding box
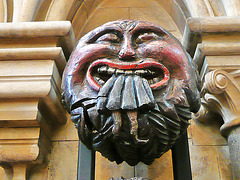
[61,20,201,170]
[197,69,240,179]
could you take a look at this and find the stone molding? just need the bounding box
[0,21,75,179]
[184,17,240,180]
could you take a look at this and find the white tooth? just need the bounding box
[107,67,115,74]
[157,77,162,81]
[98,66,108,73]
[94,76,105,85]
[98,79,105,85]
[153,77,159,83]
[147,69,154,75]
[143,70,149,74]
[116,69,124,74]
[148,79,154,84]
[135,70,145,75]
[125,70,133,75]
[95,76,100,80]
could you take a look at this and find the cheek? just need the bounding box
[70,44,118,83]
[136,42,189,79]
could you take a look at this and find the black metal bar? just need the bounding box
[171,131,192,180]
[77,141,95,180]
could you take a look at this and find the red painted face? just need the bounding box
[62,20,201,166]
[63,20,196,104]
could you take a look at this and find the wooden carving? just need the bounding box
[62,20,201,166]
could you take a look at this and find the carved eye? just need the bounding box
[96,33,120,43]
[135,32,161,44]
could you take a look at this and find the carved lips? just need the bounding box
[87,59,170,91]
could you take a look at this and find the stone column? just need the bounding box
[228,127,240,180]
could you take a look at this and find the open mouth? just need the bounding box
[87,60,170,91]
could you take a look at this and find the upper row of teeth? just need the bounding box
[94,75,161,86]
[97,66,155,76]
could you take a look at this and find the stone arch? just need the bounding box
[2,0,239,39]
[37,0,185,41]
[32,0,239,41]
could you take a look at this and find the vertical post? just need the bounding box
[77,141,95,180]
[227,127,240,180]
[171,132,192,180]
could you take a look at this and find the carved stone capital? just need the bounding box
[201,70,240,136]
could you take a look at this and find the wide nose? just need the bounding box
[118,37,136,61]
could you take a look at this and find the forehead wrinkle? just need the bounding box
[117,20,138,33]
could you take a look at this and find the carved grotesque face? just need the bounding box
[62,20,201,166]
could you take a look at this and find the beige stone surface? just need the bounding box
[129,5,171,29]
[221,0,240,16]
[0,60,54,98]
[51,115,78,141]
[47,141,79,180]
[0,21,75,180]
[28,141,79,180]
[71,3,88,39]
[184,15,240,180]
[183,17,240,55]
[216,146,233,180]
[130,7,181,40]
[0,128,40,162]
[79,0,181,40]
[67,0,85,21]
[0,0,6,22]
[148,151,174,180]
[193,43,240,72]
[12,0,43,22]
[28,164,48,180]
[189,139,226,180]
[95,148,173,179]
[83,0,103,15]
[0,21,75,56]
[171,0,186,35]
[34,0,53,21]
[79,7,130,38]
[190,118,227,146]
[45,0,76,21]
[100,0,158,8]
[0,166,12,180]
[208,0,226,16]
[95,152,134,179]
[155,0,173,15]
[202,33,240,44]
[0,99,38,127]
[183,0,214,17]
